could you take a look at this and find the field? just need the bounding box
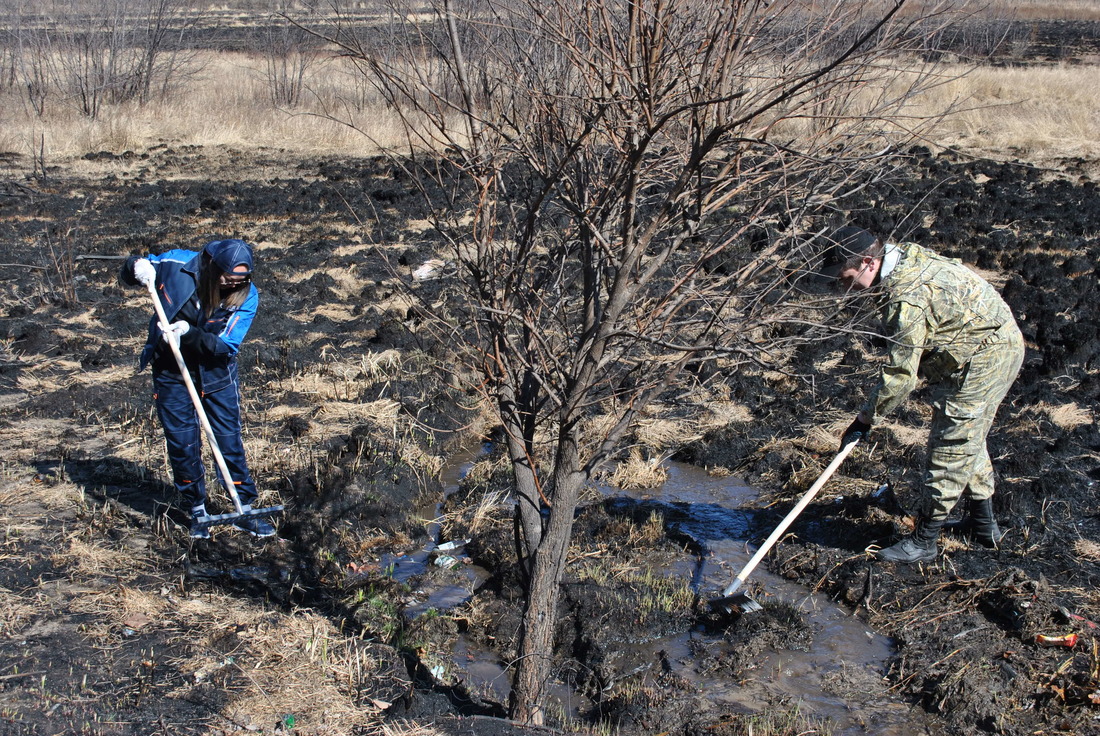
[1,4,1100,736]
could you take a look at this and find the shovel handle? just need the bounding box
[721,439,859,597]
[147,280,246,514]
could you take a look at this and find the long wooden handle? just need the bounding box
[147,280,245,513]
[721,439,859,597]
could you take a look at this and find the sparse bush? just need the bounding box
[262,7,322,107]
[2,0,198,119]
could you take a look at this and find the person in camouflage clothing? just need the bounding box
[822,226,1025,563]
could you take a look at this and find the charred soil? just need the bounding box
[0,135,1098,736]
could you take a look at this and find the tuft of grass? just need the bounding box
[634,568,695,619]
[1074,538,1100,562]
[607,447,668,490]
[631,510,666,546]
[714,701,834,735]
[1032,401,1094,431]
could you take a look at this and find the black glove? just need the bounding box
[840,417,871,450]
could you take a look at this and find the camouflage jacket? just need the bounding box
[862,242,1016,423]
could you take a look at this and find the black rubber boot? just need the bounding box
[969,498,1004,548]
[875,518,943,563]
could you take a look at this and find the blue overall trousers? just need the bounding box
[153,360,257,512]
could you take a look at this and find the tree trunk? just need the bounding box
[496,376,544,570]
[510,431,585,724]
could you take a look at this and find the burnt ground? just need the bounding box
[0,132,1098,736]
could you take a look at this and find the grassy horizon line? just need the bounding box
[0,49,1097,169]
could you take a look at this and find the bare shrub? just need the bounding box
[43,219,82,307]
[3,0,198,119]
[263,3,322,107]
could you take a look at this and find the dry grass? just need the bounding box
[0,51,407,160]
[55,536,148,577]
[165,593,394,731]
[0,591,38,637]
[606,447,669,490]
[913,63,1100,162]
[635,416,702,450]
[1031,401,1094,430]
[0,44,1096,174]
[0,464,395,733]
[981,0,1100,21]
[1074,538,1100,562]
[381,721,446,736]
[895,1,1100,21]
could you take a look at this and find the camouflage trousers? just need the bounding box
[923,321,1025,523]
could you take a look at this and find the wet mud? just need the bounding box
[1,85,1099,736]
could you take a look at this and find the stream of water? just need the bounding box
[617,462,934,735]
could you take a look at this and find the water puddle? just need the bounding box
[599,461,933,735]
[448,460,935,734]
[381,444,491,618]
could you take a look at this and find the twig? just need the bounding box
[0,263,47,270]
[0,671,47,680]
[75,254,128,261]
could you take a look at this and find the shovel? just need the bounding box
[146,280,283,532]
[710,437,860,614]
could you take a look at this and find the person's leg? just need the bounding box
[202,363,273,538]
[960,326,1025,546]
[153,369,209,537]
[201,362,258,508]
[874,371,973,562]
[931,326,1023,515]
[878,326,1024,563]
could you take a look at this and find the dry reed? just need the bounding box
[1,48,1097,169]
[0,51,407,159]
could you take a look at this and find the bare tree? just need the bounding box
[4,0,197,118]
[313,0,961,723]
[2,0,58,116]
[264,2,320,108]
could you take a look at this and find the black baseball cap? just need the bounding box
[818,226,879,279]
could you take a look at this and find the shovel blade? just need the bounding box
[709,592,764,615]
[193,504,284,529]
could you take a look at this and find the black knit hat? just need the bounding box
[818,226,879,279]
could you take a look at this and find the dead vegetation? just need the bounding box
[0,472,395,734]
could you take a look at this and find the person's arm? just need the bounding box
[120,250,193,286]
[860,298,928,424]
[120,255,155,287]
[179,286,258,358]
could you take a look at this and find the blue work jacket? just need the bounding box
[122,250,258,393]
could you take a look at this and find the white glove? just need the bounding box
[133,258,156,288]
[161,321,190,345]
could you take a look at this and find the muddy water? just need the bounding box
[600,462,936,735]
[383,445,491,619]
[440,461,938,734]
[379,453,932,732]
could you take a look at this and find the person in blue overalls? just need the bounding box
[121,239,275,539]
